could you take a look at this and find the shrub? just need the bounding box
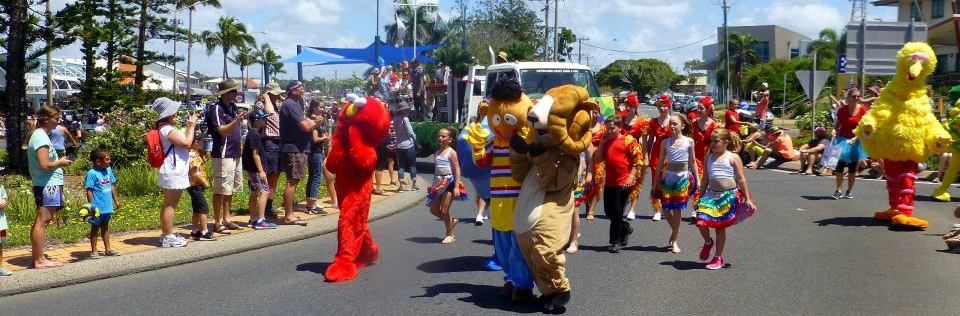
[794,108,832,132]
[81,107,156,169]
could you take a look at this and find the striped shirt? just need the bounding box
[489,143,521,231]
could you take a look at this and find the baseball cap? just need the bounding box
[286,80,303,90]
[249,109,272,122]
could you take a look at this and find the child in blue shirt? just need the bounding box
[85,147,120,259]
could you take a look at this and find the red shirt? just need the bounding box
[724,109,740,133]
[835,105,867,138]
[601,135,642,187]
[692,120,717,162]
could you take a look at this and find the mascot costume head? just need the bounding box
[855,42,951,229]
[511,85,598,314]
[324,94,390,282]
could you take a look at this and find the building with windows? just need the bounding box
[872,0,959,82]
[698,25,811,101]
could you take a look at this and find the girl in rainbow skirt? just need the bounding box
[695,128,757,270]
[426,127,469,244]
[653,114,698,254]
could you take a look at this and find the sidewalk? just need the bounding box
[0,176,428,296]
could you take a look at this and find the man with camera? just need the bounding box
[206,79,249,233]
[753,82,771,131]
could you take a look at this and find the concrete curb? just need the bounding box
[0,175,429,296]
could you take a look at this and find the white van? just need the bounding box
[464,62,607,122]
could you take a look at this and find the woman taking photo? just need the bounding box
[153,97,198,248]
[28,106,73,269]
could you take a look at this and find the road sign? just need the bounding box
[838,54,846,73]
[795,70,831,100]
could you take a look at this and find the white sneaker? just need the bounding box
[652,212,662,221]
[161,234,188,248]
[691,210,697,218]
[475,215,484,226]
[671,240,681,253]
[626,211,636,220]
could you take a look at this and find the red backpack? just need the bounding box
[146,122,174,168]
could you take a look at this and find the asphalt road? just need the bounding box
[3,168,960,315]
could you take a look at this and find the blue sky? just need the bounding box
[46,0,899,80]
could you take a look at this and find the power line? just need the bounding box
[581,34,717,54]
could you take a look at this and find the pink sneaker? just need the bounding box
[706,256,724,270]
[699,239,714,261]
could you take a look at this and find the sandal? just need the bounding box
[441,236,455,244]
[373,189,386,195]
[215,225,231,234]
[281,217,308,226]
[224,221,243,231]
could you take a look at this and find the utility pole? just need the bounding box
[578,37,590,64]
[544,0,550,61]
[721,0,731,101]
[553,0,559,62]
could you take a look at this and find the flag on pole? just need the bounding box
[435,13,446,31]
[395,13,407,45]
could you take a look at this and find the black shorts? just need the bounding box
[835,160,859,174]
[186,185,209,214]
[262,138,282,174]
[376,146,395,170]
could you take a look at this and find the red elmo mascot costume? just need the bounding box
[324,94,391,282]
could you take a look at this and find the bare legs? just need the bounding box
[428,191,456,241]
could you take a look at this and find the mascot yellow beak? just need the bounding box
[344,94,365,118]
[909,60,923,80]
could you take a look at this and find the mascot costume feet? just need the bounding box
[856,42,951,230]
[324,94,390,282]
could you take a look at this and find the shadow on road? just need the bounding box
[406,236,442,244]
[121,237,161,246]
[660,260,708,270]
[800,195,840,201]
[412,282,539,314]
[576,244,668,253]
[295,261,331,274]
[416,255,490,273]
[813,216,888,227]
[471,239,493,246]
[915,194,960,203]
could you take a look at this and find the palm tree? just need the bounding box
[434,45,472,78]
[200,16,256,78]
[500,41,537,62]
[384,1,447,47]
[229,45,258,89]
[175,0,221,93]
[728,32,760,97]
[807,28,839,60]
[255,43,285,81]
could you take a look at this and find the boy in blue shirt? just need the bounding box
[85,147,120,259]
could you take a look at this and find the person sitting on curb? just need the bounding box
[746,126,799,169]
[793,127,830,175]
[740,124,765,164]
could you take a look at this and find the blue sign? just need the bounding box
[838,54,846,74]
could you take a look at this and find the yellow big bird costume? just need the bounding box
[855,42,951,229]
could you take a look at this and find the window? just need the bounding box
[911,1,922,22]
[933,0,944,19]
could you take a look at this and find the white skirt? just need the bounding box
[157,172,189,190]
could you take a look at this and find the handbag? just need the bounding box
[820,137,840,170]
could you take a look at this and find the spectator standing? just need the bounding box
[206,79,249,233]
[753,83,771,130]
[187,138,216,241]
[411,61,427,120]
[829,87,869,199]
[85,147,121,259]
[243,109,277,229]
[723,98,755,137]
[305,100,331,214]
[255,82,284,219]
[27,106,73,268]
[277,80,313,226]
[153,98,197,248]
[393,101,419,192]
[49,120,77,159]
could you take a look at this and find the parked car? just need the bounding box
[735,102,775,124]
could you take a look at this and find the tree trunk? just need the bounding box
[134,0,148,89]
[105,0,117,82]
[82,35,98,124]
[4,0,31,174]
[222,47,229,78]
